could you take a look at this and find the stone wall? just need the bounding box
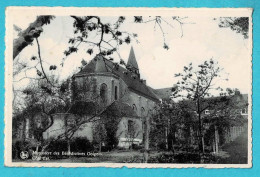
[43,113,143,149]
[43,114,93,141]
[73,73,120,105]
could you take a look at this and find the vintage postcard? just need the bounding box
[5,7,252,168]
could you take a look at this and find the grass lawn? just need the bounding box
[13,129,248,164]
[217,129,248,164]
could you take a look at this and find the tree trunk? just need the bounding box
[22,117,26,141]
[99,142,102,152]
[198,113,204,154]
[165,126,168,150]
[13,16,53,59]
[197,98,205,154]
[25,118,30,139]
[144,116,149,163]
[65,115,71,153]
[67,140,71,153]
[214,125,219,154]
[212,140,216,153]
[202,136,205,153]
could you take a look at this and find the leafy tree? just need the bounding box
[92,105,124,152]
[92,120,106,152]
[12,77,72,142]
[172,59,226,153]
[150,101,176,150]
[150,99,198,151]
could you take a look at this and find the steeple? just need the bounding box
[127,46,139,70]
[126,47,140,78]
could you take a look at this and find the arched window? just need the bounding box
[148,109,153,116]
[76,77,84,90]
[132,104,137,111]
[100,83,108,102]
[141,107,145,116]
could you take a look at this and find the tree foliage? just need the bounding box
[217,17,249,39]
[172,59,226,153]
[172,59,223,101]
[62,15,183,62]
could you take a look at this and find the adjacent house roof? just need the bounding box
[153,87,173,100]
[76,54,160,102]
[239,94,248,102]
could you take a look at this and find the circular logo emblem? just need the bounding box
[20,151,29,160]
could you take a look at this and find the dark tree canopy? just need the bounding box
[218,17,249,39]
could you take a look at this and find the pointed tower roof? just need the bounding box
[127,47,139,70]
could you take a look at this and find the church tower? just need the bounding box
[127,46,140,78]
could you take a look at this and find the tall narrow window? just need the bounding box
[111,80,114,101]
[100,83,108,103]
[115,86,118,100]
[132,104,137,112]
[141,107,145,116]
[76,77,84,90]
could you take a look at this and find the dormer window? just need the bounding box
[205,110,210,115]
[131,75,137,79]
[241,108,248,115]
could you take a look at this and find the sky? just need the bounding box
[13,15,251,94]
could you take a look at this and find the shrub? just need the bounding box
[174,153,201,163]
[148,153,176,163]
[158,142,167,150]
[45,139,68,159]
[132,144,143,150]
[70,137,94,153]
[46,139,68,152]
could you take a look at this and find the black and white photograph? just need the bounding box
[5,7,252,168]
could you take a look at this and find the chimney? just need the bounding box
[235,90,241,95]
[143,80,146,85]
